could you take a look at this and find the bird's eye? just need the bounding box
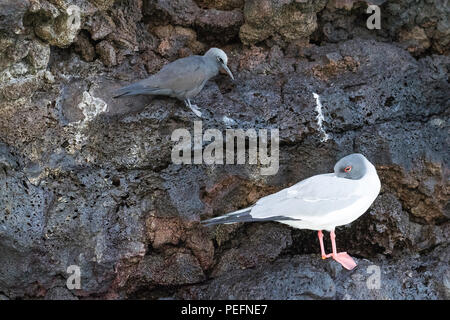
[344,166,352,173]
[217,57,224,64]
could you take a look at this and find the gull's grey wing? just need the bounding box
[250,173,365,222]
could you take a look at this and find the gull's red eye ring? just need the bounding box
[344,166,352,173]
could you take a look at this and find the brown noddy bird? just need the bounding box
[113,48,234,117]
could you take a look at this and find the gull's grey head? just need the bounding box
[334,153,370,180]
[204,48,234,80]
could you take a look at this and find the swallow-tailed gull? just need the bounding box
[113,48,234,118]
[202,153,381,270]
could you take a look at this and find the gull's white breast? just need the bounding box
[279,170,380,232]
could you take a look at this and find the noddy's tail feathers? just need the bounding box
[113,82,168,98]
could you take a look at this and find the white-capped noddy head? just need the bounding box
[334,153,372,180]
[204,48,234,80]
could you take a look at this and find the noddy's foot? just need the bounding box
[184,100,202,117]
[189,104,202,118]
[323,252,357,270]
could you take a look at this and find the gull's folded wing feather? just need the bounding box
[250,174,364,222]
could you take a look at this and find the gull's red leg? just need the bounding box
[330,230,337,256]
[317,230,327,259]
[328,230,357,270]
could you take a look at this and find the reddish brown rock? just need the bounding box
[152,25,205,59]
[146,216,184,248]
[378,163,449,224]
[145,0,201,26]
[73,32,96,62]
[104,0,142,60]
[195,9,244,42]
[85,12,116,41]
[186,226,214,270]
[238,46,268,71]
[311,55,360,81]
[140,49,168,74]
[210,223,293,277]
[195,0,244,10]
[96,40,117,66]
[398,26,431,56]
[138,250,205,286]
[239,0,327,45]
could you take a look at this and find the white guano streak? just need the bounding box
[66,91,108,156]
[313,92,330,142]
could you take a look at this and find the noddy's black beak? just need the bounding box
[221,64,234,80]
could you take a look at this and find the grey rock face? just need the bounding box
[179,246,449,300]
[181,256,337,300]
[0,0,448,299]
[0,0,30,36]
[317,0,450,55]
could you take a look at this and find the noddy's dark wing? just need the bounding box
[114,56,211,98]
